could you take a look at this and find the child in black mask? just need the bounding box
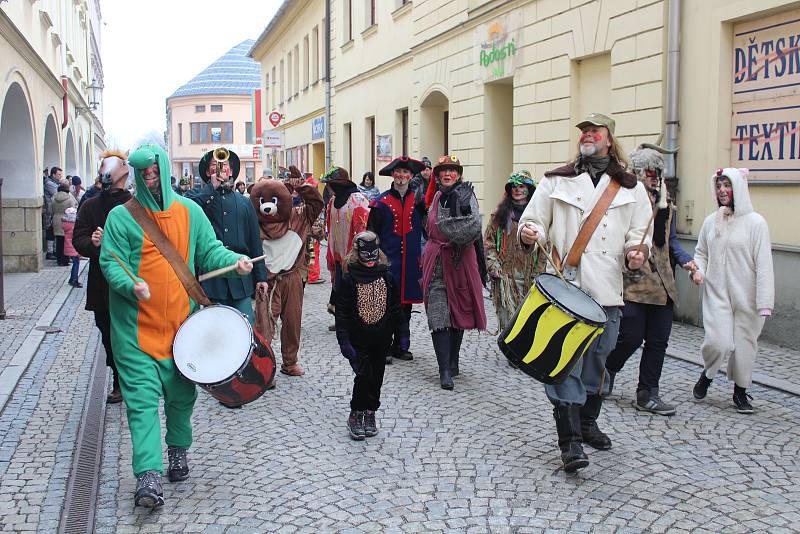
[335,231,406,440]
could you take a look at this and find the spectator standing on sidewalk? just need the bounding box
[604,145,696,416]
[43,166,62,259]
[73,150,132,404]
[52,182,77,265]
[71,175,85,204]
[61,207,81,287]
[336,231,406,440]
[690,167,774,414]
[358,172,381,202]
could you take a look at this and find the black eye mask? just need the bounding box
[355,234,380,263]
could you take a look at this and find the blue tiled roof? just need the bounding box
[169,40,261,99]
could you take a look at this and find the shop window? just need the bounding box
[246,162,255,181]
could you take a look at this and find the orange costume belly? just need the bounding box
[136,203,191,360]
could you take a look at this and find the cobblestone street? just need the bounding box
[2,261,800,533]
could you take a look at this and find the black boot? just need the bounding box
[432,330,454,390]
[733,385,754,414]
[580,395,612,450]
[450,329,463,377]
[693,371,712,400]
[553,404,589,473]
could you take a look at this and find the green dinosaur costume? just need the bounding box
[100,144,243,477]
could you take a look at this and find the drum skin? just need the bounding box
[498,274,606,385]
[202,329,276,407]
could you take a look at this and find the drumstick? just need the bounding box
[109,250,139,284]
[198,253,268,282]
[534,242,570,286]
[636,207,658,254]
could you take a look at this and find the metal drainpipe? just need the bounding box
[664,0,681,192]
[324,0,331,169]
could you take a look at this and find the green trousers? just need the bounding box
[115,350,197,477]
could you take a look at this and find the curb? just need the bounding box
[0,260,90,413]
[666,347,800,397]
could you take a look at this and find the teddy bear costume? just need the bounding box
[251,180,324,376]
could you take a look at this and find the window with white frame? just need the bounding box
[279,60,285,102]
[365,0,376,27]
[293,45,300,95]
[344,0,353,42]
[303,35,310,89]
[312,26,320,83]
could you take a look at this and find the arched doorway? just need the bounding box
[0,82,39,271]
[84,144,91,182]
[64,129,77,176]
[0,83,36,197]
[43,115,60,173]
[420,90,449,162]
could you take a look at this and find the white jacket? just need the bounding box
[518,171,653,307]
[694,167,774,313]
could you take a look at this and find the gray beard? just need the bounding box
[579,144,597,157]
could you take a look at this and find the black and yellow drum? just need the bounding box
[498,273,607,384]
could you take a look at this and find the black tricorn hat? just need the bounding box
[378,156,426,177]
[199,149,240,183]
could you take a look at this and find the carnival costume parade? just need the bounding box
[89,105,778,509]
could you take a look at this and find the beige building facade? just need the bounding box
[1,0,106,272]
[249,0,328,181]
[167,94,264,185]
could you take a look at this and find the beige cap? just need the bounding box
[575,112,615,136]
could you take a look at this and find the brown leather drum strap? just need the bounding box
[124,198,212,306]
[563,180,621,273]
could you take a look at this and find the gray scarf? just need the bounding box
[575,155,611,184]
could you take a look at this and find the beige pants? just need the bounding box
[701,304,765,388]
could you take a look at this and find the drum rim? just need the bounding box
[172,304,255,385]
[534,273,608,327]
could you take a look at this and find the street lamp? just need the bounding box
[75,78,103,117]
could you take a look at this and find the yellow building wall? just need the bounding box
[408,0,666,216]
[251,0,327,178]
[678,0,800,247]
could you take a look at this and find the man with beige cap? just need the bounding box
[518,112,652,473]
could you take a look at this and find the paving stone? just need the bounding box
[4,251,800,531]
